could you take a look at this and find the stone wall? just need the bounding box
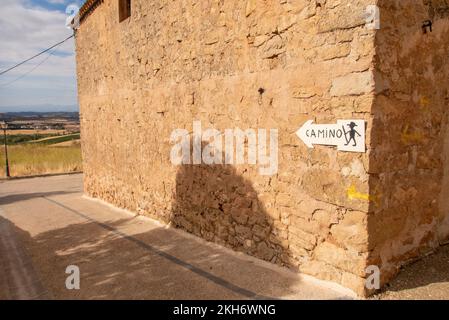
[74,0,415,296]
[368,0,449,287]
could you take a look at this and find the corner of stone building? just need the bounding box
[77,0,448,298]
[367,0,449,290]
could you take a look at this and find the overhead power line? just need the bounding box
[0,34,74,77]
[0,49,55,88]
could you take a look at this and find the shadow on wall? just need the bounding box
[374,243,449,298]
[171,162,287,265]
[368,0,449,290]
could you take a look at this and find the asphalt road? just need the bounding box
[0,174,356,300]
[1,174,448,300]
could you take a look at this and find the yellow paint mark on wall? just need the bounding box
[401,124,424,144]
[347,184,380,206]
[419,96,431,112]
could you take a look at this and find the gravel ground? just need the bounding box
[373,244,449,300]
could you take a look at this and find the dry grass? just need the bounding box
[0,144,82,177]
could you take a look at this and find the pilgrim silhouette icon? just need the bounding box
[343,122,361,147]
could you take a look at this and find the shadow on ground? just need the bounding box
[0,191,79,206]
[0,212,304,299]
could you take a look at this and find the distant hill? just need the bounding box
[0,104,79,113]
[0,111,79,121]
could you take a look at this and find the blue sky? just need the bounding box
[0,0,84,112]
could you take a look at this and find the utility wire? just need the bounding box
[0,34,74,77]
[0,50,55,88]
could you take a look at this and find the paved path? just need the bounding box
[0,174,356,300]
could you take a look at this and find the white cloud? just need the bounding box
[0,0,78,109]
[46,0,68,4]
[0,0,75,75]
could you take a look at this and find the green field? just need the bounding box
[29,133,80,145]
[0,138,82,177]
[3,133,59,145]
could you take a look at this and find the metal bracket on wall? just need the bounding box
[422,20,433,34]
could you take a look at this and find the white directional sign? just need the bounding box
[296,119,366,153]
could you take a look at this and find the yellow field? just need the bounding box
[49,139,81,147]
[0,144,82,177]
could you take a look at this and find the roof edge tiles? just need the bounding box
[78,0,104,26]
